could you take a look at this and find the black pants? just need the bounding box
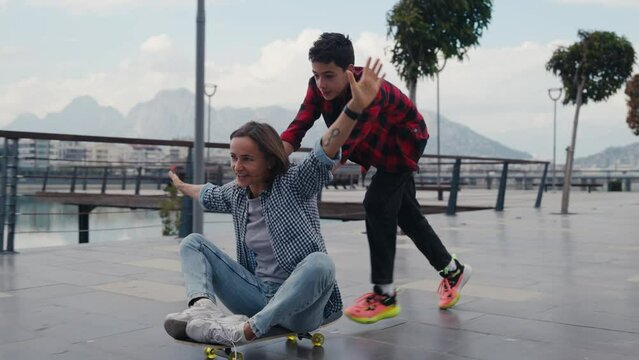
[363,170,452,285]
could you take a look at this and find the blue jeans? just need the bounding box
[179,233,341,337]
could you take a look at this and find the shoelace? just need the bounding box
[352,288,405,315]
[208,322,243,358]
[437,278,452,297]
[359,294,388,311]
[354,292,376,305]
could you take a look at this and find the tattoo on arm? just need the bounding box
[325,128,341,146]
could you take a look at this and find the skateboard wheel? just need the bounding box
[204,347,217,359]
[286,335,297,343]
[229,352,244,360]
[311,333,324,347]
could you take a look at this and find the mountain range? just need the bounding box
[4,88,638,166]
[573,142,639,168]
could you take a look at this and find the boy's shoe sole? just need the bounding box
[439,294,460,310]
[345,304,401,324]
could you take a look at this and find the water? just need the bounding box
[3,196,235,250]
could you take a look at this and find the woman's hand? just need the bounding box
[167,170,203,199]
[168,171,183,192]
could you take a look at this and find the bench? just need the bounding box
[414,184,455,199]
[326,173,359,189]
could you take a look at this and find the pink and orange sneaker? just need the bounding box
[345,286,401,324]
[438,258,472,309]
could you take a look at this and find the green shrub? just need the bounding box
[159,184,181,236]
[608,180,622,192]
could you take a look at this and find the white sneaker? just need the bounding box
[164,298,230,340]
[186,316,249,345]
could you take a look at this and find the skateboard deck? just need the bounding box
[175,325,327,360]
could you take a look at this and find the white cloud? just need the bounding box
[208,31,400,109]
[140,34,172,54]
[0,45,19,56]
[208,29,322,108]
[1,30,636,159]
[28,0,139,14]
[0,34,191,124]
[25,0,225,14]
[553,0,639,9]
[0,0,7,8]
[414,39,639,158]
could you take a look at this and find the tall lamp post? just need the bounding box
[548,87,563,191]
[435,58,447,200]
[193,0,206,234]
[204,83,218,163]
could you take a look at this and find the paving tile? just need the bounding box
[400,278,544,302]
[151,245,180,253]
[0,273,59,291]
[124,258,181,272]
[6,284,94,299]
[91,280,185,302]
[2,191,639,359]
[627,275,639,282]
[0,322,36,345]
[448,330,637,360]
[46,289,183,326]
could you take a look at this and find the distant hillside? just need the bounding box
[128,88,195,140]
[2,88,532,159]
[421,111,531,159]
[574,142,639,168]
[4,96,129,137]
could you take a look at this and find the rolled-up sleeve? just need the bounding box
[198,183,214,208]
[313,139,341,167]
[198,182,233,213]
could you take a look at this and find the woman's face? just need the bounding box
[229,136,270,196]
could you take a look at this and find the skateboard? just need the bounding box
[176,325,327,360]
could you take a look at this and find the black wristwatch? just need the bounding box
[343,106,361,120]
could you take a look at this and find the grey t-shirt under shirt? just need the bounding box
[245,197,289,284]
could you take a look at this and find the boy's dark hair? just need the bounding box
[230,121,290,184]
[308,32,354,70]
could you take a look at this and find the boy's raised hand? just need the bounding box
[347,57,385,113]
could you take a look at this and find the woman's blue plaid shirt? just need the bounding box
[198,140,343,319]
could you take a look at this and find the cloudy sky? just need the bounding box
[1,0,638,159]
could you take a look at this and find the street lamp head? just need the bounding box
[548,87,563,101]
[205,83,218,97]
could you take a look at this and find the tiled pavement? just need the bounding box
[1,190,638,359]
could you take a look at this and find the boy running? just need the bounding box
[281,32,472,323]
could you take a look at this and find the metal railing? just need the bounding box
[416,154,551,213]
[8,129,636,251]
[0,130,237,251]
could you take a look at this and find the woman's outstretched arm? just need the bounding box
[168,171,202,200]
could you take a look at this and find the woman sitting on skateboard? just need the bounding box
[164,57,385,346]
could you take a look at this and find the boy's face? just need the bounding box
[312,61,354,101]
